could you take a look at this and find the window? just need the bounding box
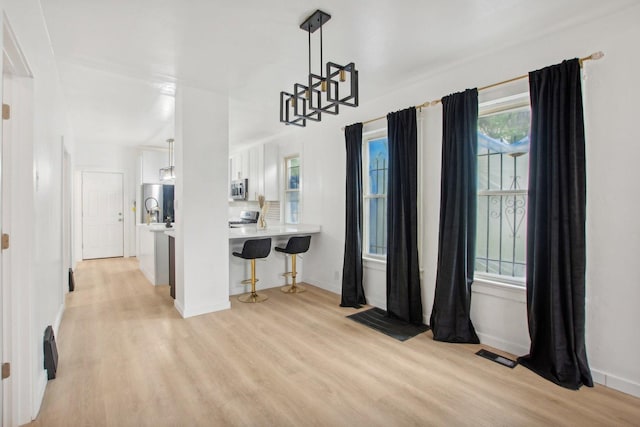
[284,155,300,224]
[363,134,388,257]
[475,95,530,284]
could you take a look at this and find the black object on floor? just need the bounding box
[68,268,75,292]
[43,325,59,380]
[476,349,517,368]
[347,307,429,341]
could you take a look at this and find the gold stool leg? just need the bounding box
[239,259,268,303]
[281,254,306,293]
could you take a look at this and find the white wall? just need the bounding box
[295,5,640,397]
[174,84,230,317]
[1,0,76,423]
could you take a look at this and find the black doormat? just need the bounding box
[476,349,518,368]
[347,307,429,341]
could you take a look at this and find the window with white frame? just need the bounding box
[284,155,300,224]
[363,133,388,258]
[475,94,531,284]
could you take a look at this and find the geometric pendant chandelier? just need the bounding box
[280,9,359,127]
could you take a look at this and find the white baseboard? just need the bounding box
[591,369,606,386]
[476,331,530,357]
[591,369,640,398]
[306,276,340,295]
[32,369,48,420]
[174,299,184,316]
[176,300,231,318]
[53,302,65,336]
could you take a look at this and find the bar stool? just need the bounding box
[275,235,311,294]
[233,238,272,303]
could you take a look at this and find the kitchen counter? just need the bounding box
[229,224,321,240]
[148,223,322,298]
[229,224,321,297]
[137,223,170,286]
[138,223,174,232]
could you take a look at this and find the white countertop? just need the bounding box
[138,223,175,233]
[229,224,321,240]
[142,223,320,239]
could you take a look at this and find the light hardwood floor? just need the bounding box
[29,257,640,427]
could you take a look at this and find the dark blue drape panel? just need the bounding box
[518,59,593,390]
[430,89,480,343]
[341,123,366,308]
[386,107,423,324]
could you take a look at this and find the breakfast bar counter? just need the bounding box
[228,224,321,296]
[228,224,321,240]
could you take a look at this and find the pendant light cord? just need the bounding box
[320,17,324,79]
[308,29,311,77]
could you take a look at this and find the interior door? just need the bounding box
[82,171,124,259]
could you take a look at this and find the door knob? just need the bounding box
[118,212,122,215]
[118,219,123,222]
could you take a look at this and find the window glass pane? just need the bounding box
[488,153,502,190]
[368,137,388,195]
[285,191,299,224]
[478,110,530,190]
[476,195,488,269]
[363,136,388,257]
[368,197,387,255]
[487,195,502,266]
[478,153,489,191]
[476,106,530,282]
[287,157,300,190]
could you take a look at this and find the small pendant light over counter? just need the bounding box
[159,138,175,181]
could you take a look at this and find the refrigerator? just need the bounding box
[141,184,174,223]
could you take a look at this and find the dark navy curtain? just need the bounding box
[386,107,423,324]
[430,89,480,343]
[518,59,593,390]
[341,123,366,308]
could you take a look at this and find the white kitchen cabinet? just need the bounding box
[247,144,263,201]
[137,224,169,285]
[230,142,279,202]
[240,152,249,180]
[230,153,243,181]
[263,143,279,201]
[141,150,168,184]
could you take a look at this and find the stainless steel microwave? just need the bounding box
[230,179,248,200]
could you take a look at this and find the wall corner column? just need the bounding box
[174,85,230,317]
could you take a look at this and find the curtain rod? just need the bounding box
[342,51,604,131]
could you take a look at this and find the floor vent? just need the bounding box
[475,349,517,369]
[44,325,59,380]
[69,267,75,292]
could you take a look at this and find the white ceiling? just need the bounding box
[40,0,636,149]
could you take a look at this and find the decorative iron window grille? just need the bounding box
[475,105,530,281]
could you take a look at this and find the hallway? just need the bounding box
[29,258,640,426]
